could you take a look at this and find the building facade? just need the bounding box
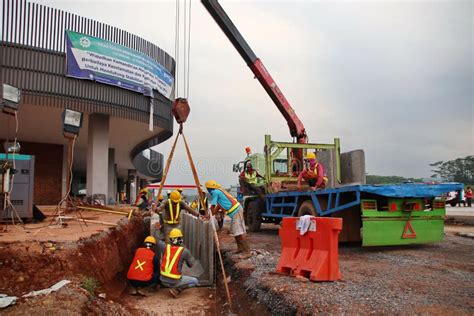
[0,0,175,204]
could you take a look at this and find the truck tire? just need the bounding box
[246,200,262,232]
[298,200,317,217]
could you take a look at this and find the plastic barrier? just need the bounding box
[276,217,343,281]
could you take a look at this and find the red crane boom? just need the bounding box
[201,0,308,144]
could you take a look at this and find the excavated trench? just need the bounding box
[0,215,146,313]
[0,214,279,315]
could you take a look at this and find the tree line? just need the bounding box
[366,155,473,185]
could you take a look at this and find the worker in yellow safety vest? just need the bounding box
[158,228,199,298]
[198,190,208,216]
[155,190,200,243]
[205,180,252,259]
[297,152,328,190]
[239,162,265,197]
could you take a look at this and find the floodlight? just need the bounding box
[62,108,83,135]
[3,141,21,154]
[2,84,21,114]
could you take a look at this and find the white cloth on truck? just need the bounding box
[297,215,315,236]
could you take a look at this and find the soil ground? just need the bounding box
[1,206,473,315]
[218,222,474,315]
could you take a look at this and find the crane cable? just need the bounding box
[174,0,192,99]
[174,0,180,99]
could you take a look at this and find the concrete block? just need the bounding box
[317,149,337,188]
[181,213,215,286]
[340,150,366,185]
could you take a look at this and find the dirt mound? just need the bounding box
[0,216,147,297]
[2,282,131,315]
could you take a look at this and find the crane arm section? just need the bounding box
[202,0,308,143]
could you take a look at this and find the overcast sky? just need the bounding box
[40,0,473,188]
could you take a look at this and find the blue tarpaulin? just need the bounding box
[357,183,464,198]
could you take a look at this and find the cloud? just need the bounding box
[40,0,473,186]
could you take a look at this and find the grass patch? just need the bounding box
[81,277,99,296]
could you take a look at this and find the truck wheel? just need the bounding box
[298,200,317,217]
[246,200,262,232]
[450,201,457,207]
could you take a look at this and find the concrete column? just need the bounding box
[86,114,110,200]
[107,148,117,204]
[128,169,137,204]
[61,144,68,197]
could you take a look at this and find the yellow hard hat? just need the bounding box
[205,180,221,189]
[305,152,316,160]
[169,228,183,239]
[144,236,157,245]
[170,190,181,203]
[158,194,164,201]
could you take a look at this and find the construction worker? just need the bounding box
[155,190,200,243]
[466,186,472,207]
[158,193,164,203]
[198,190,208,216]
[239,162,265,196]
[205,180,252,259]
[137,189,149,211]
[127,236,160,296]
[297,152,328,191]
[158,228,198,298]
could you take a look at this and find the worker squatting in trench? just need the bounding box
[127,179,252,298]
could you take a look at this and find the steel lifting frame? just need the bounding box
[264,134,341,185]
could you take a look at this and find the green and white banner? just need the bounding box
[66,30,173,99]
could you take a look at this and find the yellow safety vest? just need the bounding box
[160,244,184,279]
[245,171,258,184]
[199,197,208,210]
[165,200,181,224]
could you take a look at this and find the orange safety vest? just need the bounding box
[127,248,155,282]
[160,244,184,279]
[165,200,181,224]
[216,188,241,215]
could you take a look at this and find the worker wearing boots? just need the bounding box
[155,190,200,243]
[126,236,160,296]
[158,228,199,298]
[205,180,252,259]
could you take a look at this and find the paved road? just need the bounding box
[446,206,474,217]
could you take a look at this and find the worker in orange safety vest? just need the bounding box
[297,152,328,191]
[126,236,160,296]
[158,228,199,298]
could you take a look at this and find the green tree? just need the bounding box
[430,155,474,183]
[366,175,423,185]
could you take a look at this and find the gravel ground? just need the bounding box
[219,226,474,315]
